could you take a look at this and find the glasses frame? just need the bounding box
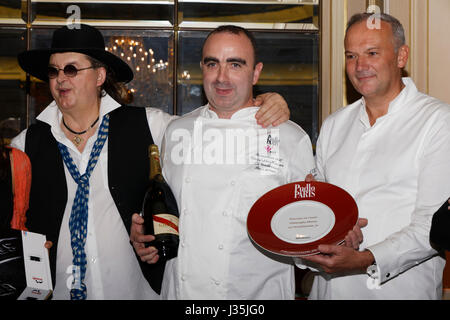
[47,65,95,79]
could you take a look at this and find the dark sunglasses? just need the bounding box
[47,65,95,79]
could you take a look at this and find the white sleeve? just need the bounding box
[367,112,450,284]
[9,129,28,152]
[286,133,316,183]
[145,107,179,150]
[313,118,329,182]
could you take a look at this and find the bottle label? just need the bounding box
[153,214,179,235]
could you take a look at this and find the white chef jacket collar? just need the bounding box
[36,92,121,143]
[202,103,259,120]
[359,77,417,127]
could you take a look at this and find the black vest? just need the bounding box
[24,106,165,294]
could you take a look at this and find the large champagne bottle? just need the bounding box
[141,144,179,260]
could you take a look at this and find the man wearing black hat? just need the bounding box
[10,24,289,300]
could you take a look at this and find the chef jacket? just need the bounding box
[11,94,174,299]
[160,105,315,299]
[310,78,450,299]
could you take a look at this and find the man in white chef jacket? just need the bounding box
[131,25,317,299]
[301,13,450,299]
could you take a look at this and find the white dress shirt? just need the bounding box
[11,94,174,300]
[310,78,450,299]
[160,105,315,299]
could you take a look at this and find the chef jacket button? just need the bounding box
[185,177,191,183]
[218,244,224,250]
[214,280,221,286]
[183,209,188,215]
[230,180,236,186]
[386,273,390,278]
[222,210,229,216]
[181,275,186,281]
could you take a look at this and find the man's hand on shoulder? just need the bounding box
[254,92,290,127]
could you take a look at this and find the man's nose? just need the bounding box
[56,68,68,82]
[355,56,368,71]
[216,65,229,82]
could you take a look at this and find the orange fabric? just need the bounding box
[9,147,31,231]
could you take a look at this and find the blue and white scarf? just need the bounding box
[57,114,110,300]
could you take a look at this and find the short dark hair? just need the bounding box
[346,12,406,52]
[202,25,259,67]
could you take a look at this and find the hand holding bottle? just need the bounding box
[44,241,52,249]
[130,213,160,264]
[140,145,179,261]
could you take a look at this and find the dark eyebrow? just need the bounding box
[227,58,246,65]
[203,57,219,64]
[344,47,380,55]
[202,57,247,65]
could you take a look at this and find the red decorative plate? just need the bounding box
[247,181,358,257]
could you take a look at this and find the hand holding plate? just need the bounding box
[301,245,374,274]
[343,218,368,250]
[247,181,359,257]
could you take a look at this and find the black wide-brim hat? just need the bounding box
[17,24,133,83]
